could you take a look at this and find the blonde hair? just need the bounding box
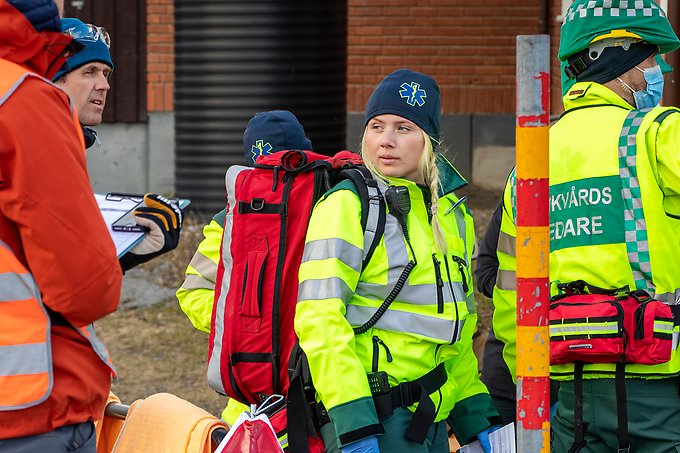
[360,128,448,254]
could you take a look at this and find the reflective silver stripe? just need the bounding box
[180,273,215,291]
[298,277,353,304]
[301,238,363,274]
[654,321,674,334]
[0,239,42,303]
[383,215,411,282]
[653,289,680,305]
[549,323,619,336]
[345,305,465,343]
[673,331,679,350]
[188,251,217,283]
[496,269,516,291]
[449,201,475,312]
[465,292,477,315]
[0,72,32,107]
[362,182,384,263]
[0,272,39,302]
[453,207,468,265]
[278,432,289,450]
[208,165,248,394]
[356,281,464,306]
[0,239,54,410]
[0,343,49,376]
[76,324,115,373]
[497,230,516,257]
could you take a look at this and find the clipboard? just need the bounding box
[458,422,516,453]
[95,193,191,258]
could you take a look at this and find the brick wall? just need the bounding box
[147,0,174,112]
[347,0,545,114]
[550,0,564,116]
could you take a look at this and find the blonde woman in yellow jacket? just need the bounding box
[295,69,500,453]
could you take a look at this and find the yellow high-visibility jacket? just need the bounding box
[295,167,498,447]
[176,209,249,422]
[492,81,680,381]
[177,210,226,333]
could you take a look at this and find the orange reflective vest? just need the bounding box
[0,60,115,412]
[0,239,52,411]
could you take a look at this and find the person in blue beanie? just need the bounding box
[177,110,312,430]
[294,69,501,453]
[53,17,113,148]
[53,18,184,274]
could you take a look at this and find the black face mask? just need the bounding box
[82,126,97,149]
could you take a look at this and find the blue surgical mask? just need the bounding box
[632,64,664,109]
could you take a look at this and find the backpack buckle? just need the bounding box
[398,382,414,407]
[250,198,265,211]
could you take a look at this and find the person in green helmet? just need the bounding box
[547,1,680,451]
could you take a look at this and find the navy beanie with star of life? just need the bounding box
[364,68,441,141]
[243,110,313,165]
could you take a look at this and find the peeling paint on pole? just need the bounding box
[516,34,551,453]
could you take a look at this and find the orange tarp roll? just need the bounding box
[95,392,125,453]
[110,393,228,453]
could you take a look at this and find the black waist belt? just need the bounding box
[372,362,447,445]
[670,305,680,326]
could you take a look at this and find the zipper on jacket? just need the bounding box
[443,257,461,344]
[451,255,469,293]
[372,336,393,372]
[432,254,444,314]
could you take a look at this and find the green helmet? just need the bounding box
[559,0,680,93]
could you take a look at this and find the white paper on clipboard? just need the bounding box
[95,193,190,258]
[95,194,146,258]
[458,422,516,453]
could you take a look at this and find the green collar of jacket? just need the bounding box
[562,81,634,112]
[436,153,467,196]
[383,157,466,200]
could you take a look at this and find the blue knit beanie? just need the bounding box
[8,0,60,32]
[53,18,113,81]
[243,110,313,165]
[365,69,441,140]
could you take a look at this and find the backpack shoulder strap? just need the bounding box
[337,166,386,270]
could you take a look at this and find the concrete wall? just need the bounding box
[90,110,512,197]
[87,112,175,196]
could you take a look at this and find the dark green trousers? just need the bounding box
[552,378,680,453]
[321,407,449,453]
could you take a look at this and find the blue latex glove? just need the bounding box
[477,426,502,453]
[341,435,379,453]
[550,402,558,421]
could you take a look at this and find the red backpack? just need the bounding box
[207,150,385,448]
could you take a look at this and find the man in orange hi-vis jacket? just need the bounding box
[0,0,122,451]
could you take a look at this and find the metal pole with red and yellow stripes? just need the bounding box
[515,35,551,453]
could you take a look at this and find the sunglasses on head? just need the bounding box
[64,24,111,49]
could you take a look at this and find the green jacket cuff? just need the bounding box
[447,393,501,444]
[327,396,384,448]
